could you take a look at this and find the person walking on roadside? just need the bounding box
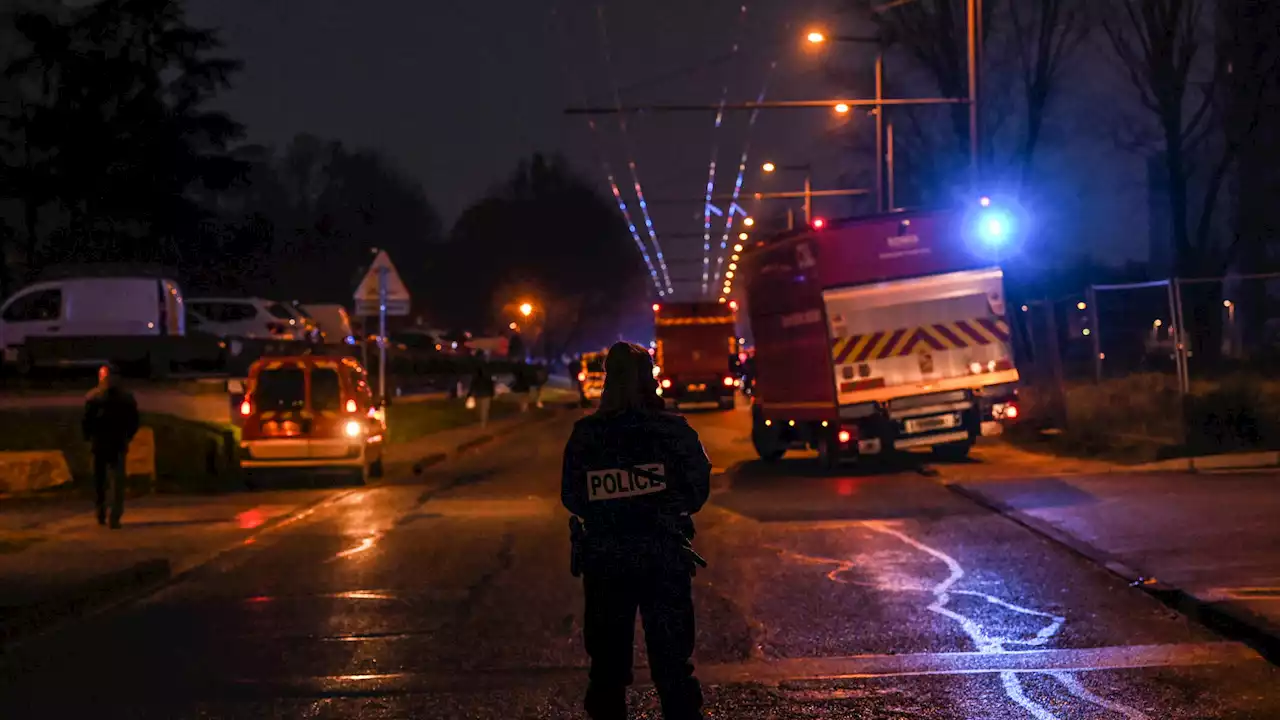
[512,362,533,413]
[82,365,140,529]
[532,361,549,409]
[467,354,496,428]
[562,342,712,720]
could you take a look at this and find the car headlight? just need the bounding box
[345,420,362,437]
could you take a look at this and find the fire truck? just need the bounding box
[738,203,1021,466]
[653,302,739,411]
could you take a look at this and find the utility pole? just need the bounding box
[967,0,982,187]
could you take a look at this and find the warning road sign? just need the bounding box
[353,251,411,317]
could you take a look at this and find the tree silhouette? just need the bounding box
[2,0,245,275]
[443,153,648,352]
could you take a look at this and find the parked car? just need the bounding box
[303,303,355,345]
[0,275,197,373]
[187,298,305,340]
[236,354,385,484]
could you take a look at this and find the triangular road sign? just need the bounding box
[354,251,411,302]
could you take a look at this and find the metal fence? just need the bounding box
[1014,272,1280,453]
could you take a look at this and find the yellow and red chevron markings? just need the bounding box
[831,317,1011,365]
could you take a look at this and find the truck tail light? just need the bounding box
[722,376,735,387]
[661,378,672,389]
[1005,404,1019,419]
[993,402,1019,420]
[838,429,852,444]
[345,398,358,413]
[578,372,587,382]
[240,398,252,416]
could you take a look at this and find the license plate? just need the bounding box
[688,383,706,392]
[904,413,959,435]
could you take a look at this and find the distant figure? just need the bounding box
[468,355,496,428]
[512,363,533,413]
[562,342,712,720]
[532,361,549,409]
[82,365,140,529]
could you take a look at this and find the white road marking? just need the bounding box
[776,520,1154,719]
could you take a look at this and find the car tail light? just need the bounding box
[838,429,852,444]
[240,399,252,416]
[661,378,672,389]
[345,398,358,413]
[1005,405,1019,419]
[722,376,735,387]
[993,402,1019,420]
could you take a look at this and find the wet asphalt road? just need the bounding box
[4,404,1280,718]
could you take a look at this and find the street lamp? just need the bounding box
[761,161,813,227]
[834,103,851,114]
[806,30,826,44]
[743,217,755,227]
[519,302,533,318]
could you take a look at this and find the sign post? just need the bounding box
[354,251,411,402]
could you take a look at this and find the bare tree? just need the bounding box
[1006,0,1091,185]
[1102,0,1272,275]
[858,0,1090,197]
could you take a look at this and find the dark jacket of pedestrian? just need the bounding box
[561,341,711,720]
[511,364,533,394]
[82,383,141,455]
[468,363,495,399]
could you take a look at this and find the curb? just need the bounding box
[0,488,353,650]
[1128,451,1280,474]
[946,482,1280,666]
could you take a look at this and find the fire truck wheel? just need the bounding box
[932,440,972,462]
[752,427,785,461]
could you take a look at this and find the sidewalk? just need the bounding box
[0,489,340,644]
[951,470,1280,660]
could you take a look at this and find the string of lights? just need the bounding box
[597,6,673,296]
[700,5,749,299]
[713,63,775,295]
[550,3,665,297]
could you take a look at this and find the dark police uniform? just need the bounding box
[562,408,712,720]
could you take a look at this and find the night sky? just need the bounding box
[188,0,1150,300]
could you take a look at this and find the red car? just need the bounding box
[237,355,386,484]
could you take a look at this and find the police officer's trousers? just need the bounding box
[582,562,702,720]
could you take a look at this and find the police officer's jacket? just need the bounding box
[562,408,711,537]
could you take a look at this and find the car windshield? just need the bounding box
[585,357,605,373]
[265,302,295,320]
[254,368,306,411]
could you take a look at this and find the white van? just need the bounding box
[0,276,186,370]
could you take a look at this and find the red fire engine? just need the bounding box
[652,302,739,411]
[738,203,1021,466]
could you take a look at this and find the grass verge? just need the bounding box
[0,408,239,494]
[386,394,530,444]
[1011,373,1280,463]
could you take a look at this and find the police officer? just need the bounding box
[562,342,712,720]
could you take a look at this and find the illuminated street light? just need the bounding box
[726,271,735,279]
[807,31,826,44]
[762,162,777,173]
[743,217,755,227]
[731,254,739,261]
[834,103,850,114]
[733,243,744,252]
[509,322,518,331]
[1077,301,1087,311]
[519,302,533,317]
[728,263,737,271]
[1224,299,1234,308]
[738,232,749,241]
[719,297,727,303]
